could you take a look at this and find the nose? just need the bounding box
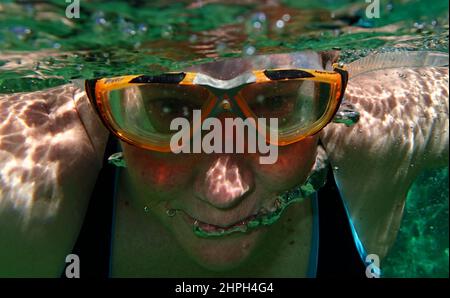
[195,156,254,209]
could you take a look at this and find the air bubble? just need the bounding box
[249,12,266,32]
[216,42,227,53]
[254,12,266,22]
[244,45,256,56]
[166,209,177,217]
[97,18,107,25]
[275,20,285,29]
[386,2,394,12]
[11,26,32,40]
[161,25,174,38]
[282,14,291,22]
[138,24,148,33]
[182,106,190,117]
[189,34,198,43]
[413,22,425,30]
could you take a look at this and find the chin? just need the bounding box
[170,214,266,272]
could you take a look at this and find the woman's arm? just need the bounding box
[0,83,109,276]
[320,65,448,260]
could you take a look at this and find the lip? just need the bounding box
[177,195,287,238]
[181,207,266,234]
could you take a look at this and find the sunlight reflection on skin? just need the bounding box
[0,84,100,226]
[205,156,250,208]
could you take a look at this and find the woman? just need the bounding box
[0,50,448,277]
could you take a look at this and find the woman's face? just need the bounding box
[121,135,318,271]
[119,52,327,270]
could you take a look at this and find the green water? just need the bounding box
[0,0,448,277]
[383,168,449,277]
[0,0,448,93]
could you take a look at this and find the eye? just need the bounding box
[250,94,295,119]
[155,98,193,118]
[144,97,200,133]
[259,95,290,109]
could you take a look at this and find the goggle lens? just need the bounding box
[106,84,210,138]
[239,80,332,136]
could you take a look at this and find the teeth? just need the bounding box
[268,203,277,212]
[258,207,268,214]
[191,196,287,236]
[265,197,282,213]
[275,198,282,208]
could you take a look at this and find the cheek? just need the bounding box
[122,143,196,191]
[253,136,318,186]
[121,135,318,193]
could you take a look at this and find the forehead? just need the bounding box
[185,51,335,80]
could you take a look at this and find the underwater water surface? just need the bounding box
[0,0,448,277]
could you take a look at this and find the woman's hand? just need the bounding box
[0,83,109,276]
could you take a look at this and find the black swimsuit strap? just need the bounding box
[64,135,118,278]
[316,165,367,277]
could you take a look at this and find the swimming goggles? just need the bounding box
[84,64,348,152]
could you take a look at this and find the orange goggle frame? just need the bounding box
[85,64,348,152]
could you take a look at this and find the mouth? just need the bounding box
[181,198,281,237]
[174,178,319,238]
